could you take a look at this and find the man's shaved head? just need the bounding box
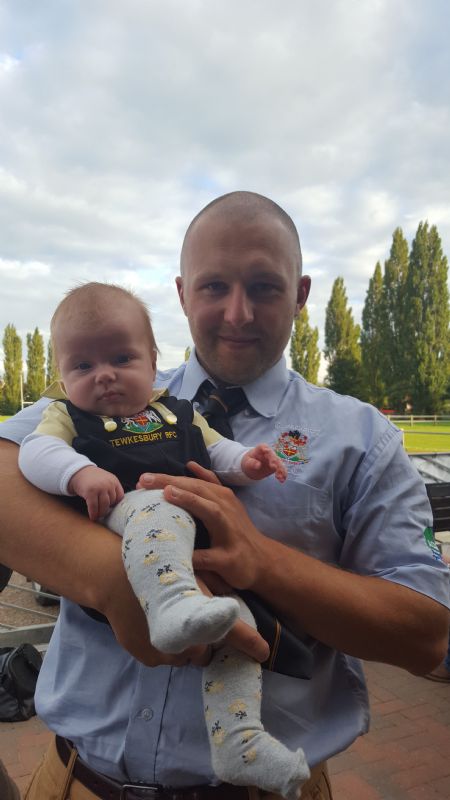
[181,191,302,275]
[177,190,310,384]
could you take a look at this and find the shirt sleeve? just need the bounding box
[340,425,450,606]
[0,397,53,445]
[19,402,95,495]
[34,401,77,443]
[207,438,254,485]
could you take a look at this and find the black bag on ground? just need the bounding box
[0,644,42,721]
[0,564,12,592]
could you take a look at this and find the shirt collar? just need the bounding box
[178,349,290,419]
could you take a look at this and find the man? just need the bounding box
[0,191,449,800]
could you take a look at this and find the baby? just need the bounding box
[19,282,309,799]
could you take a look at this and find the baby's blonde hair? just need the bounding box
[51,282,158,361]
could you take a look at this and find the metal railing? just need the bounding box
[0,579,59,648]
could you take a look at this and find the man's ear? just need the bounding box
[295,275,311,316]
[175,276,187,315]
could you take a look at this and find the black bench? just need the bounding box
[426,483,450,533]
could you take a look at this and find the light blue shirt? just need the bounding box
[1,353,449,785]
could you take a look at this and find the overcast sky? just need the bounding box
[1,0,449,376]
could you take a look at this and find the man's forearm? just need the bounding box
[148,471,448,676]
[0,439,123,611]
[252,533,449,675]
[0,441,270,666]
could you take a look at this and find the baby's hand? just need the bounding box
[69,466,125,520]
[241,444,287,483]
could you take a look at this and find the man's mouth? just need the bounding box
[218,334,259,347]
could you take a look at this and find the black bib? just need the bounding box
[64,396,212,493]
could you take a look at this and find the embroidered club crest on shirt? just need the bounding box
[275,429,309,465]
[121,409,164,434]
[423,526,443,562]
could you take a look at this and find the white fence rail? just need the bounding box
[387,415,450,426]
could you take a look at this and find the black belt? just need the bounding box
[56,736,251,800]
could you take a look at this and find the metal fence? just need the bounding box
[0,578,58,648]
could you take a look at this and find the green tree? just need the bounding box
[324,277,364,398]
[46,339,59,385]
[25,327,46,402]
[360,262,386,407]
[404,222,449,413]
[290,307,320,384]
[2,324,22,414]
[382,228,410,410]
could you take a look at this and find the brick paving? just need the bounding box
[329,662,450,799]
[0,661,449,798]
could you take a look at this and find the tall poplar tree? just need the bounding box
[324,277,364,398]
[2,324,22,414]
[46,339,59,385]
[290,307,320,384]
[360,262,386,407]
[25,327,46,401]
[404,222,449,412]
[382,228,410,409]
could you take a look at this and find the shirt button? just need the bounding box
[140,708,153,721]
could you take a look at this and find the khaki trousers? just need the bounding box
[24,736,333,800]
[0,758,21,800]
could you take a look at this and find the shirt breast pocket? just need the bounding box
[238,477,331,553]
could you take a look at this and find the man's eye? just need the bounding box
[252,283,280,296]
[203,282,227,294]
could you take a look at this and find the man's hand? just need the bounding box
[69,465,124,520]
[138,462,267,590]
[242,443,287,483]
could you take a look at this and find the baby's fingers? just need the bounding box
[114,482,125,505]
[86,494,100,521]
[274,461,287,483]
[97,489,115,519]
[264,452,287,482]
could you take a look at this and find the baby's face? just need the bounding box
[56,308,157,418]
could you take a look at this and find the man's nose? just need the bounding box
[223,286,254,326]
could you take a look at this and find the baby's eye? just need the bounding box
[76,362,91,371]
[116,354,132,364]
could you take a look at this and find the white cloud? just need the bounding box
[0,0,449,375]
[0,53,19,75]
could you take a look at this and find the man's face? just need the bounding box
[177,212,310,385]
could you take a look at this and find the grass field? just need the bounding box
[390,418,450,453]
